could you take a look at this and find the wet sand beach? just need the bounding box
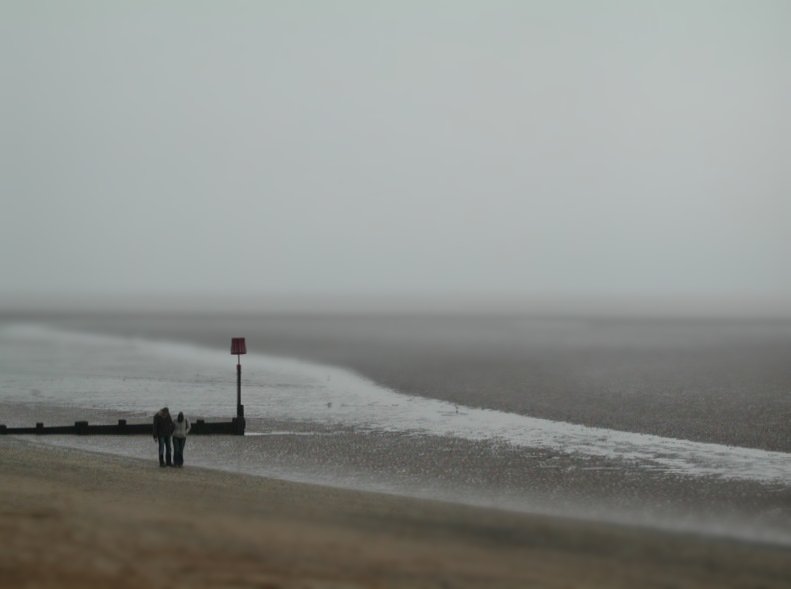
[2,438,790,589]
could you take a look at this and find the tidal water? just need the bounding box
[1,315,790,545]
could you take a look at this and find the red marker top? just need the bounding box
[230,338,247,355]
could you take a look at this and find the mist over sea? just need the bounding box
[2,312,791,544]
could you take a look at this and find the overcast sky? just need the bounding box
[1,1,789,313]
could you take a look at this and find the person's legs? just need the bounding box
[165,436,173,466]
[157,437,166,466]
[173,437,184,466]
[179,438,187,466]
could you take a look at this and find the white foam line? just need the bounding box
[2,322,790,485]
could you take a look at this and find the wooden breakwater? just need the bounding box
[0,417,245,436]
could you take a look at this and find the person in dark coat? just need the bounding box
[153,407,175,467]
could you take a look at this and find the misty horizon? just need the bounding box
[1,291,790,318]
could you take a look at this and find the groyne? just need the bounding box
[0,417,245,436]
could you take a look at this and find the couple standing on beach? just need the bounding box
[153,407,191,468]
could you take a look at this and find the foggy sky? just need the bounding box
[2,2,790,313]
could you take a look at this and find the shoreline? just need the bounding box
[6,313,789,452]
[4,389,791,550]
[2,438,791,588]
[2,319,791,559]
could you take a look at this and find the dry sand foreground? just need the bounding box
[1,439,789,589]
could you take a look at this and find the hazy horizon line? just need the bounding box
[1,292,790,319]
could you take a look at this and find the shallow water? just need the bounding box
[40,312,791,451]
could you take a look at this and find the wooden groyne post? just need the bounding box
[0,418,241,436]
[231,337,247,435]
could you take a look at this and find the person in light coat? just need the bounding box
[172,411,191,467]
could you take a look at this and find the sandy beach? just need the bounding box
[1,438,789,589]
